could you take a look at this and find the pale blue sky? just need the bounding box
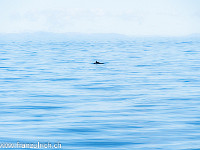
[0,0,199,36]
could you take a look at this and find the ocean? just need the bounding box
[0,34,200,150]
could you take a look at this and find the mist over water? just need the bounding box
[0,34,200,150]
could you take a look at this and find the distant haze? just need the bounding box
[0,0,199,36]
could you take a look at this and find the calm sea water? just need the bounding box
[0,35,200,150]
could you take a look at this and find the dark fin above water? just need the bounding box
[93,61,104,64]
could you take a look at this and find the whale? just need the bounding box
[93,61,104,64]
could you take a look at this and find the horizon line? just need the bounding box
[0,31,200,37]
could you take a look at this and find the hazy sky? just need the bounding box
[0,0,199,36]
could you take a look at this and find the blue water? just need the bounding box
[0,35,200,150]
